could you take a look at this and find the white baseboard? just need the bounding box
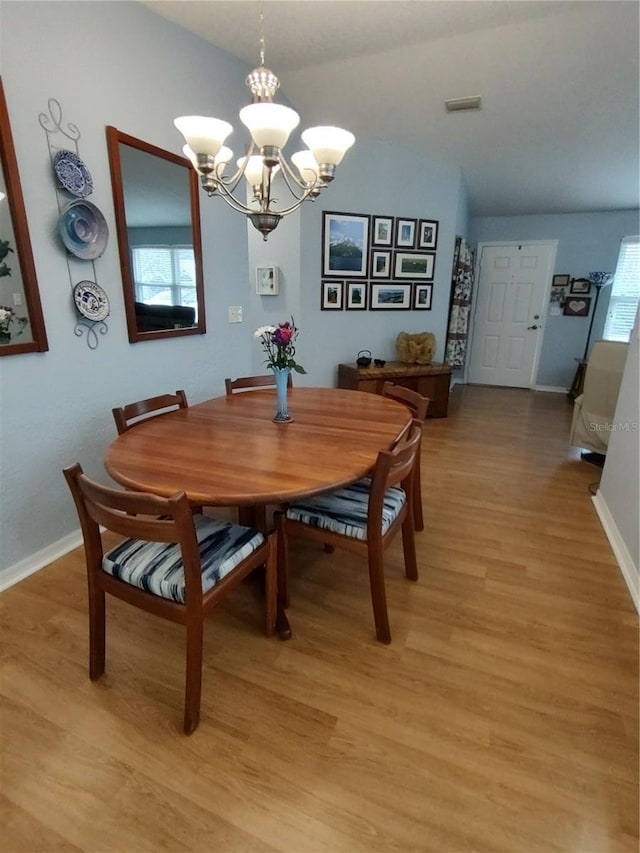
[592,492,639,612]
[532,385,568,393]
[0,529,84,593]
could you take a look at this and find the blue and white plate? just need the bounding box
[53,149,93,198]
[59,200,109,260]
[73,281,110,322]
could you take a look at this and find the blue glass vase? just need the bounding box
[272,366,293,423]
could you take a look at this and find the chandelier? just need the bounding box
[174,16,355,241]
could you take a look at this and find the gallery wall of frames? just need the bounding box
[321,210,439,312]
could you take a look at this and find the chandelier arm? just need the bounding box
[278,155,314,197]
[265,186,318,217]
[210,188,256,216]
[213,141,259,195]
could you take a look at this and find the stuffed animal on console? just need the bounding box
[395,331,436,365]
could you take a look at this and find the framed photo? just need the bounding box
[418,219,439,249]
[370,282,412,310]
[394,251,435,279]
[346,281,368,310]
[570,277,591,294]
[372,215,393,246]
[413,283,433,310]
[563,295,591,317]
[396,218,417,248]
[552,273,570,287]
[321,280,344,310]
[256,265,279,295]
[322,211,369,276]
[371,250,391,278]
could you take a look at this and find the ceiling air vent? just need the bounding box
[445,96,482,113]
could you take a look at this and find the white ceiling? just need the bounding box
[142,0,640,218]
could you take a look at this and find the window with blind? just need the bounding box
[603,236,640,342]
[131,246,197,319]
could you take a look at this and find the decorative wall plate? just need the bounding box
[73,280,110,321]
[53,149,93,198]
[59,200,109,260]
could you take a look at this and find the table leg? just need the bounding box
[239,505,268,531]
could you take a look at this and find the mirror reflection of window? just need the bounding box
[131,246,197,319]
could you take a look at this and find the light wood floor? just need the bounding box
[1,385,637,852]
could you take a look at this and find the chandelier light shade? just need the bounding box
[173,16,354,240]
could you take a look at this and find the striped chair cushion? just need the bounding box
[286,480,406,541]
[103,515,264,604]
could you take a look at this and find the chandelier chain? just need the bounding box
[259,6,265,67]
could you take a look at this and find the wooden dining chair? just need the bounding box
[381,382,429,532]
[225,373,292,395]
[112,389,188,434]
[63,463,276,734]
[275,420,422,644]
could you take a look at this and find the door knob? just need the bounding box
[527,324,539,330]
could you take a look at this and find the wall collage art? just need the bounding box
[320,210,439,311]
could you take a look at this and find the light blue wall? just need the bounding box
[470,210,640,387]
[251,140,465,387]
[0,1,254,572]
[455,175,470,238]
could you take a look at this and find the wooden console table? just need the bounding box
[337,361,452,417]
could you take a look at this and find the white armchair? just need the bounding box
[570,340,629,456]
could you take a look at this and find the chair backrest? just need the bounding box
[582,340,629,419]
[381,382,430,422]
[367,420,422,538]
[112,389,188,434]
[225,373,293,395]
[63,463,204,595]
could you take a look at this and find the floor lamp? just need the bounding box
[582,271,614,361]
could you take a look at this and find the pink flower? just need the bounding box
[273,325,293,346]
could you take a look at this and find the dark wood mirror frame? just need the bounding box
[106,126,206,344]
[0,78,49,357]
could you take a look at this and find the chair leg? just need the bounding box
[367,547,391,644]
[88,585,105,681]
[402,514,418,582]
[413,457,424,532]
[183,617,203,735]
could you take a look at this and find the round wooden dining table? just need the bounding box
[104,387,411,507]
[104,387,411,639]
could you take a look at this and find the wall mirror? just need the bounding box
[0,77,49,356]
[106,126,205,343]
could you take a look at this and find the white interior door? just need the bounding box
[468,243,556,388]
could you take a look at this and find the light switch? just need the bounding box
[228,305,243,323]
[13,293,23,306]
